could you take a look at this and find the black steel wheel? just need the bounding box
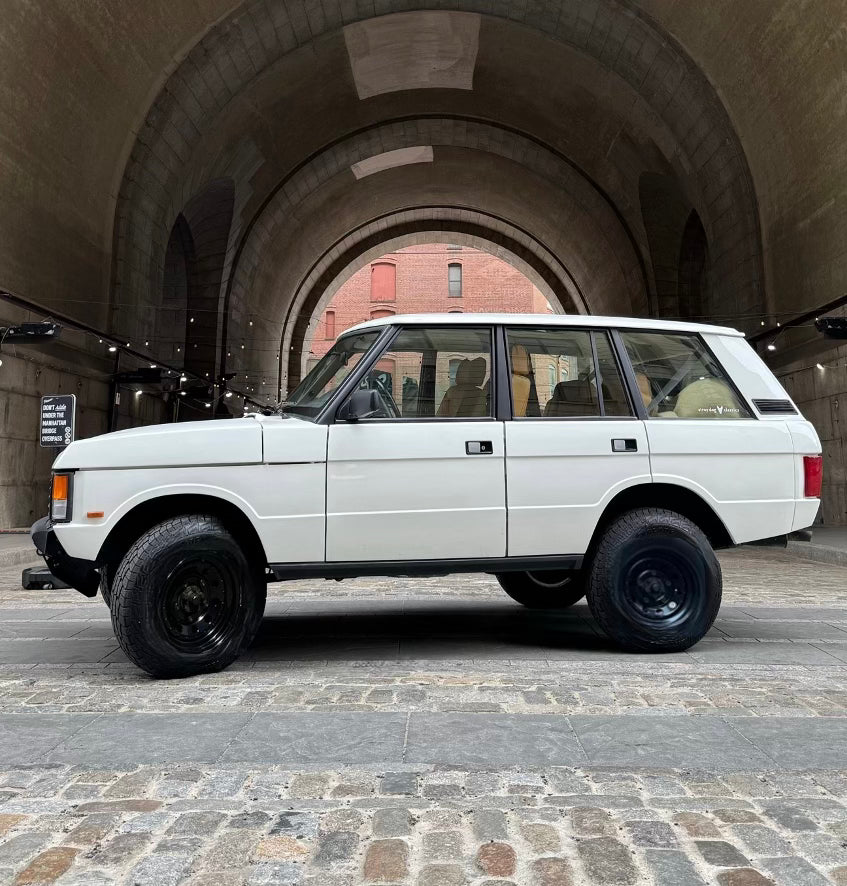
[495,569,586,609]
[586,507,721,652]
[110,515,263,678]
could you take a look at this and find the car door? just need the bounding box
[618,329,795,543]
[326,325,506,561]
[504,326,651,557]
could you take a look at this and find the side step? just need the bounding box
[21,566,71,591]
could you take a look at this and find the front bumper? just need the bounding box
[30,516,100,597]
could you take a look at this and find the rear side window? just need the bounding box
[620,331,751,420]
[506,328,633,418]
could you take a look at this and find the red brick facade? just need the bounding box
[309,244,552,362]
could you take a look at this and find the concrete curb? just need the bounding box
[785,540,847,568]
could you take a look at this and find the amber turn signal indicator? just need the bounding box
[51,473,71,521]
[86,511,104,519]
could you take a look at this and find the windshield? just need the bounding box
[281,330,382,419]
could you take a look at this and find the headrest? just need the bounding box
[511,344,531,376]
[457,357,487,387]
[674,378,741,418]
[551,379,593,403]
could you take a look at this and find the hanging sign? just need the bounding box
[40,395,76,448]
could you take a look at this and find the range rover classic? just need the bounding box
[31,314,822,677]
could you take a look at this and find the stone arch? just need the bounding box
[111,1,766,358]
[223,117,643,369]
[277,211,583,396]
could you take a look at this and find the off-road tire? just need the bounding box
[586,507,721,652]
[495,569,586,609]
[99,563,116,608]
[110,515,263,678]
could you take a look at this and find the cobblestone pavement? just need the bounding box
[0,548,846,885]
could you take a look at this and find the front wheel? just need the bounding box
[586,508,721,652]
[495,569,586,609]
[110,515,263,678]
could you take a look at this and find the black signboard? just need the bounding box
[40,395,76,448]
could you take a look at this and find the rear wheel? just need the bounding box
[495,569,586,609]
[110,515,263,678]
[586,508,721,652]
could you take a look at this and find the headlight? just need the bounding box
[50,472,73,522]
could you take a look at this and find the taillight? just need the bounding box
[803,455,823,498]
[50,473,72,522]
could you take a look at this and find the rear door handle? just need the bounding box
[466,440,493,455]
[611,438,638,453]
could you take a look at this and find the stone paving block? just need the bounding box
[127,852,191,886]
[761,856,831,885]
[312,831,358,867]
[831,866,847,885]
[696,840,750,867]
[520,822,560,852]
[15,846,78,884]
[0,714,99,765]
[0,833,52,868]
[247,861,303,885]
[417,864,467,886]
[476,842,516,877]
[422,830,464,860]
[0,814,27,837]
[625,819,678,847]
[255,835,310,862]
[732,824,792,857]
[221,712,407,763]
[473,809,508,841]
[716,870,776,886]
[571,715,775,770]
[65,812,118,847]
[379,771,419,795]
[576,837,639,884]
[731,718,847,770]
[570,806,614,836]
[372,807,411,837]
[643,848,705,885]
[364,838,410,881]
[762,804,818,832]
[91,833,152,868]
[44,714,252,766]
[406,714,584,765]
[530,856,575,885]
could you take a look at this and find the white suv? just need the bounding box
[32,314,822,677]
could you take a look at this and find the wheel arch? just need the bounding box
[96,493,268,575]
[590,483,734,555]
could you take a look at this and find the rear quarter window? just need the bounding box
[620,331,752,420]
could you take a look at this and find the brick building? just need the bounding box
[308,244,553,365]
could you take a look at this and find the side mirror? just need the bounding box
[338,388,382,422]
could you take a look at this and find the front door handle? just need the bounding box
[611,438,638,453]
[466,440,493,455]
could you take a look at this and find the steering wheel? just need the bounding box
[369,377,401,418]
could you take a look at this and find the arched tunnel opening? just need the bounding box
[1,1,846,524]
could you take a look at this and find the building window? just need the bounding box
[370,308,395,320]
[371,262,396,301]
[325,310,335,339]
[448,262,462,298]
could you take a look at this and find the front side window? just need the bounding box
[620,331,751,419]
[282,331,381,419]
[507,327,633,418]
[354,326,492,419]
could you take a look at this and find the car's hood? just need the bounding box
[54,417,264,470]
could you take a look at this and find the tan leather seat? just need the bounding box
[511,345,532,416]
[544,379,597,417]
[437,357,489,417]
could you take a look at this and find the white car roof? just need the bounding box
[343,313,745,337]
